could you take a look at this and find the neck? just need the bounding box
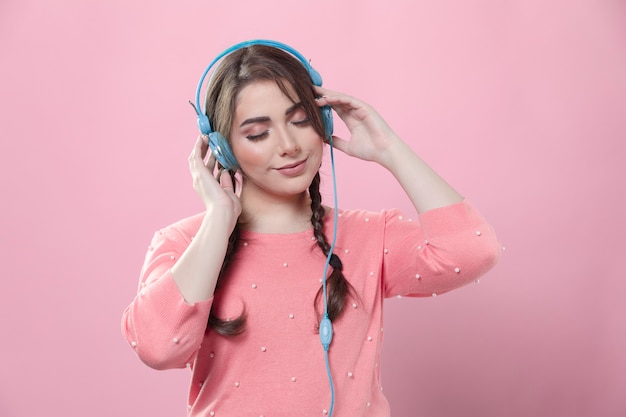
[239,191,313,234]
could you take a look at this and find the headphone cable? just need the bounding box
[320,134,339,416]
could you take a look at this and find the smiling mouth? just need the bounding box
[276,159,307,176]
[278,160,305,170]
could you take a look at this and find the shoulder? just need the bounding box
[154,212,205,244]
[335,207,408,226]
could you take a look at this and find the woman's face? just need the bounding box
[229,80,323,202]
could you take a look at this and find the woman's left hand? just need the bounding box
[314,86,400,167]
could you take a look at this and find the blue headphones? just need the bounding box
[192,39,334,171]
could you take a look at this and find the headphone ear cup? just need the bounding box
[320,105,334,141]
[197,114,212,136]
[208,132,239,171]
[308,67,323,87]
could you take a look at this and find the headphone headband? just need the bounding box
[195,40,323,116]
[193,39,333,171]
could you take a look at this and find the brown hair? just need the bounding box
[204,44,353,335]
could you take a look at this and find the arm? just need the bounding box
[121,136,241,369]
[171,136,242,304]
[121,225,214,370]
[315,87,500,294]
[315,87,462,213]
[382,202,501,297]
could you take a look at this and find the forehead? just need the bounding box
[235,80,298,111]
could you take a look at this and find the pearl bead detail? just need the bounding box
[454,267,460,273]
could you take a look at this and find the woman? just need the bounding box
[122,41,501,416]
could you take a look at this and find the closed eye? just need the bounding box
[292,117,310,126]
[246,131,269,141]
[289,106,310,126]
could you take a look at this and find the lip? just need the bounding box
[276,159,307,176]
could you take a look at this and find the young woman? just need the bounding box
[122,41,501,417]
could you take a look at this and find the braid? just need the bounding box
[207,170,247,336]
[206,171,353,336]
[309,173,354,324]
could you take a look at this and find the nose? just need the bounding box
[276,126,300,157]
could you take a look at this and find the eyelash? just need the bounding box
[246,132,268,141]
[245,117,310,141]
[292,117,310,126]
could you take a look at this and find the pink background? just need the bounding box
[1,0,625,416]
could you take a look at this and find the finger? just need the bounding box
[199,134,209,160]
[314,85,335,97]
[315,94,361,120]
[219,169,235,191]
[206,153,218,176]
[327,135,349,154]
[189,136,204,166]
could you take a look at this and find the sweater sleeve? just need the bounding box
[121,226,213,370]
[382,200,501,298]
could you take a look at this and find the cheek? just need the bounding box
[309,137,324,166]
[231,140,267,169]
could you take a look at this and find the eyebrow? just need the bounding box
[239,102,304,127]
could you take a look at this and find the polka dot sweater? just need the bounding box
[122,200,501,416]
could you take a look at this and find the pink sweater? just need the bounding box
[122,200,500,416]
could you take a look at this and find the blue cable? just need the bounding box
[319,135,339,416]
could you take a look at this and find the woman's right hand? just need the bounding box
[169,136,242,304]
[188,135,242,229]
